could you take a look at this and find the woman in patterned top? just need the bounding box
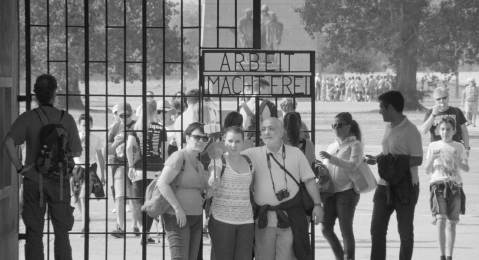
[208,126,254,260]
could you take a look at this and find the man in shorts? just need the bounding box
[108,102,138,237]
[462,78,479,127]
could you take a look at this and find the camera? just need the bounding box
[275,189,290,201]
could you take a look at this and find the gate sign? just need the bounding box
[201,50,315,97]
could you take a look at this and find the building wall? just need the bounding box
[0,0,20,259]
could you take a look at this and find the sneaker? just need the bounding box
[112,208,116,213]
[126,205,131,212]
[133,226,140,237]
[140,237,156,245]
[111,224,125,238]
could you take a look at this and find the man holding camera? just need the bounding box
[241,118,324,260]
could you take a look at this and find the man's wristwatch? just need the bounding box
[16,165,24,173]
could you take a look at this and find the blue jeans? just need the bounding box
[370,184,420,260]
[208,215,254,260]
[22,178,75,260]
[163,213,203,260]
[321,188,360,260]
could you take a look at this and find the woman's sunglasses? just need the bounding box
[189,135,209,142]
[331,123,350,129]
[118,113,131,119]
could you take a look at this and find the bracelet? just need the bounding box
[16,165,24,173]
[314,203,322,207]
[129,166,135,168]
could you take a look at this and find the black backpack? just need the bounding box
[240,100,269,142]
[34,108,75,179]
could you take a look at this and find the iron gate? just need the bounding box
[18,0,317,259]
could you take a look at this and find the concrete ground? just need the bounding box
[19,96,479,259]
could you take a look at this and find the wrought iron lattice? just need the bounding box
[19,0,317,259]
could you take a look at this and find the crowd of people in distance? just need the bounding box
[315,74,396,103]
[4,74,475,260]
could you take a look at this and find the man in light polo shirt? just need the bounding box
[241,118,323,260]
[365,91,423,260]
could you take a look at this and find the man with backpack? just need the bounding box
[4,74,82,260]
[239,78,277,144]
[107,102,139,237]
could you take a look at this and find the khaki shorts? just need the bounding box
[113,167,132,199]
[465,101,478,115]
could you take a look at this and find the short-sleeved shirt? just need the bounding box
[9,106,82,183]
[379,116,423,185]
[426,141,466,184]
[75,133,103,165]
[424,106,466,143]
[108,120,136,158]
[463,85,479,102]
[242,144,315,227]
[239,97,277,130]
[164,150,209,216]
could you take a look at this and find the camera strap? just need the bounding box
[269,150,301,188]
[266,145,288,194]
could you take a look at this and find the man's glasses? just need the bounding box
[118,113,131,119]
[331,123,350,129]
[189,135,209,142]
[435,96,448,101]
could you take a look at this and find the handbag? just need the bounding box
[313,160,334,199]
[141,158,185,218]
[270,155,314,214]
[346,162,377,194]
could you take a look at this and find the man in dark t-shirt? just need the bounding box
[4,74,82,260]
[421,87,470,157]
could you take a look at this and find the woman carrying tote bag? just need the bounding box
[318,112,364,260]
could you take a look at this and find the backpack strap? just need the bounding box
[34,108,50,126]
[241,154,253,172]
[219,155,227,178]
[240,102,254,117]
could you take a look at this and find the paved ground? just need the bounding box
[19,97,479,259]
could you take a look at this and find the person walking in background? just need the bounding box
[365,91,423,260]
[368,75,377,102]
[283,112,315,167]
[461,78,479,127]
[157,122,210,259]
[74,114,105,236]
[315,73,321,101]
[207,126,255,260]
[421,87,470,159]
[108,102,139,237]
[127,100,167,245]
[4,74,82,260]
[424,118,469,260]
[279,98,310,141]
[319,112,363,260]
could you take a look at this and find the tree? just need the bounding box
[20,0,188,109]
[419,0,479,96]
[296,0,429,109]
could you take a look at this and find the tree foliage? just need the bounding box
[295,0,429,108]
[20,0,190,109]
[419,0,479,74]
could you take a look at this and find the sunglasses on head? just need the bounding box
[331,123,350,129]
[118,113,131,119]
[189,135,209,142]
[435,96,448,101]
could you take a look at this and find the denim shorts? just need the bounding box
[435,187,461,223]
